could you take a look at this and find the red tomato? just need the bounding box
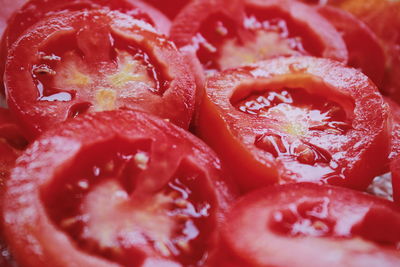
[171,0,347,74]
[3,110,236,267]
[5,10,195,139]
[0,0,172,94]
[197,56,390,192]
[317,5,385,87]
[212,183,400,267]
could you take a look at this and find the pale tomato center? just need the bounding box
[234,88,351,166]
[218,18,307,70]
[31,33,165,114]
[193,14,308,73]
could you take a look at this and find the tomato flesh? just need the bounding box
[44,139,215,266]
[3,110,234,267]
[235,88,350,168]
[172,0,347,74]
[5,10,195,138]
[214,183,400,267]
[33,32,165,111]
[197,57,390,192]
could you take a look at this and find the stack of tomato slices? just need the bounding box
[0,0,399,266]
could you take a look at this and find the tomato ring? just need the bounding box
[197,56,390,192]
[3,110,235,267]
[5,10,195,138]
[0,0,172,94]
[213,183,400,267]
[171,0,348,73]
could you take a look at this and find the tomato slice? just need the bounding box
[3,110,235,267]
[5,10,195,139]
[213,183,400,267]
[316,5,385,87]
[197,56,390,192]
[170,0,347,75]
[0,0,172,94]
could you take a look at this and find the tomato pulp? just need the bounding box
[5,10,195,139]
[197,56,390,192]
[213,183,400,267]
[171,0,347,75]
[3,110,235,267]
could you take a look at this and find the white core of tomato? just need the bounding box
[80,180,184,257]
[218,31,305,70]
[53,49,156,111]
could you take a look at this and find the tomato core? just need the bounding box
[233,88,351,166]
[194,8,324,73]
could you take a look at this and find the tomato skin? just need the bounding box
[3,110,235,267]
[212,183,400,267]
[5,10,195,139]
[316,5,385,87]
[197,56,390,192]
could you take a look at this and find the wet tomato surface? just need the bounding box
[171,0,347,75]
[197,56,390,192]
[0,0,172,94]
[5,10,195,139]
[3,110,235,267]
[213,183,400,267]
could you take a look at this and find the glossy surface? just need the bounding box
[171,0,347,74]
[5,10,195,138]
[0,0,172,94]
[214,183,400,267]
[3,110,235,267]
[197,57,390,192]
